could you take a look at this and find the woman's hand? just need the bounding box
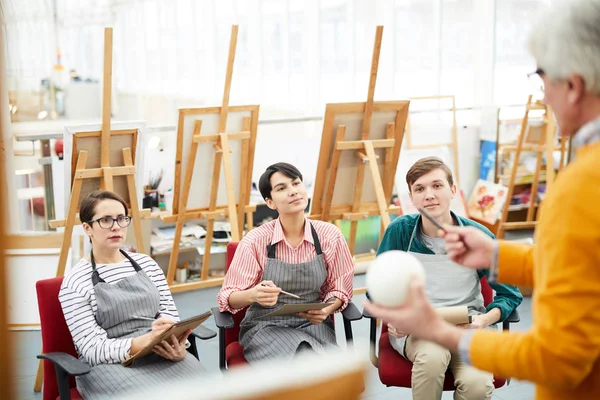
[131,317,175,355]
[152,329,192,361]
[251,280,281,307]
[298,308,332,324]
[151,317,175,337]
[298,299,342,324]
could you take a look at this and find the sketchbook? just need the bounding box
[123,311,212,367]
[260,301,333,318]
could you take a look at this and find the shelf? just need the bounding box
[151,246,198,257]
[151,244,228,257]
[169,277,225,292]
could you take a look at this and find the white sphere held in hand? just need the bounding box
[366,250,426,307]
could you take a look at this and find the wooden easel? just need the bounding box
[310,26,409,257]
[34,27,149,393]
[162,25,258,293]
[496,95,568,238]
[404,95,460,185]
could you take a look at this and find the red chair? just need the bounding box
[36,276,215,400]
[364,276,520,390]
[212,242,363,370]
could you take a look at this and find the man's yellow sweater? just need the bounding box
[469,141,600,399]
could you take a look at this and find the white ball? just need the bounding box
[366,250,426,307]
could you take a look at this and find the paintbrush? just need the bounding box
[261,283,301,299]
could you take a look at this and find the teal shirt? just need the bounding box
[378,212,522,322]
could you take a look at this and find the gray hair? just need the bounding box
[528,0,600,95]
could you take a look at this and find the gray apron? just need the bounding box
[76,250,204,399]
[239,223,337,363]
[390,224,485,359]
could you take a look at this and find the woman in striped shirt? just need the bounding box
[59,190,205,398]
[217,162,354,362]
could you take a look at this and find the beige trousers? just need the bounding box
[405,335,495,400]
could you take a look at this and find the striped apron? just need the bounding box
[239,223,337,363]
[76,250,205,399]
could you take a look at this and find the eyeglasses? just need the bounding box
[527,68,545,94]
[87,215,132,229]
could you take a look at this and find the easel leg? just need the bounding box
[364,141,391,228]
[236,117,252,239]
[202,220,214,281]
[33,361,43,392]
[56,152,87,276]
[323,125,347,221]
[349,161,367,255]
[123,148,145,253]
[167,121,202,285]
[246,208,254,231]
[219,133,240,242]
[201,141,223,281]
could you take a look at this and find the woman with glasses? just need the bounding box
[59,190,205,399]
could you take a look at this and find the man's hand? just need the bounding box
[152,329,192,361]
[251,280,282,307]
[441,225,496,269]
[363,280,444,342]
[460,314,490,330]
[460,309,501,330]
[387,323,407,339]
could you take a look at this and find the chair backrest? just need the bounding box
[381,275,494,334]
[480,275,493,306]
[36,276,78,400]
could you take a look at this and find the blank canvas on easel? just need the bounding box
[173,107,258,214]
[63,121,147,213]
[311,102,409,221]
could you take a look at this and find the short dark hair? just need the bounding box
[80,190,128,225]
[406,157,454,192]
[258,163,303,200]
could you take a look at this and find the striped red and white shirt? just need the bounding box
[217,218,355,314]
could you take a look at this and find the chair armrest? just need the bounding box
[37,352,91,376]
[505,309,520,323]
[359,307,379,367]
[341,302,362,321]
[502,309,520,331]
[211,307,234,329]
[190,325,217,340]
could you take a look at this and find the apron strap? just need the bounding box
[90,249,142,286]
[266,243,276,259]
[119,249,143,272]
[309,223,322,255]
[266,222,322,259]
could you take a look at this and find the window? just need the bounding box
[394,0,438,97]
[440,0,476,107]
[494,0,552,105]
